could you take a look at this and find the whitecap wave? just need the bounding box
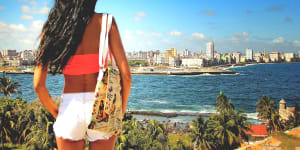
[145,100,169,104]
[246,112,258,120]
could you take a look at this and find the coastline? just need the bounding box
[1,62,299,75]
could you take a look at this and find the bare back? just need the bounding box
[63,14,104,93]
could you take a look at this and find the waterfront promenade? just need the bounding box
[1,66,236,75]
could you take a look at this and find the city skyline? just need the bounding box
[0,0,299,53]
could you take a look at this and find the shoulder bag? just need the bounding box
[88,14,123,135]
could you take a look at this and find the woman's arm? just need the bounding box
[109,17,132,116]
[33,63,58,119]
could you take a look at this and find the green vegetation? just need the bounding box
[256,95,281,133]
[256,96,300,134]
[188,92,251,150]
[128,60,149,67]
[0,73,21,97]
[0,76,299,150]
[0,98,56,150]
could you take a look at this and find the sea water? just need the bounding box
[3,63,300,123]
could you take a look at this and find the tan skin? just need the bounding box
[33,14,132,150]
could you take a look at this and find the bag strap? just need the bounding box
[99,14,107,70]
[97,13,113,81]
[104,14,115,69]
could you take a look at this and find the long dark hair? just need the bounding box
[36,0,97,74]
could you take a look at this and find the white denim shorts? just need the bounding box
[53,92,113,141]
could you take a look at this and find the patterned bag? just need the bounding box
[88,14,123,135]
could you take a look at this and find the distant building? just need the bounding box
[181,58,204,67]
[182,49,191,57]
[240,56,246,63]
[263,48,267,57]
[263,56,270,63]
[156,53,166,65]
[245,48,253,61]
[279,99,295,122]
[244,125,268,141]
[269,52,280,62]
[165,48,177,65]
[169,56,181,67]
[1,49,18,57]
[215,52,221,64]
[232,52,241,64]
[20,50,35,65]
[253,52,262,63]
[126,52,132,57]
[284,53,295,62]
[227,53,232,64]
[206,41,214,61]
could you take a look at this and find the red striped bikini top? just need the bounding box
[62,53,108,75]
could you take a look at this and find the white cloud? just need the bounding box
[229,32,249,43]
[163,39,172,44]
[20,14,34,20]
[0,6,4,10]
[134,12,147,22]
[21,5,50,14]
[30,20,43,31]
[166,30,183,37]
[191,33,205,40]
[18,0,38,5]
[21,5,31,13]
[0,22,8,32]
[39,7,50,14]
[137,12,147,17]
[0,20,45,50]
[242,32,249,37]
[272,37,285,44]
[293,40,300,47]
[9,24,27,32]
[135,30,144,35]
[29,0,37,5]
[124,30,134,41]
[151,32,162,38]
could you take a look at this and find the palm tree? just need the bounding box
[207,113,239,150]
[230,110,251,144]
[190,116,213,150]
[25,101,56,150]
[256,95,281,133]
[216,91,234,113]
[0,100,14,150]
[0,73,21,97]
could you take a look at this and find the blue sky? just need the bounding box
[0,0,299,53]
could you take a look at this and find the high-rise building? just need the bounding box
[1,50,18,57]
[206,41,214,60]
[232,52,241,64]
[165,48,177,65]
[263,48,267,56]
[182,49,191,57]
[246,48,253,61]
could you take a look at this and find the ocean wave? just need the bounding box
[246,112,258,120]
[145,100,169,104]
[201,73,216,76]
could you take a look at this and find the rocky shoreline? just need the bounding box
[128,110,213,118]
